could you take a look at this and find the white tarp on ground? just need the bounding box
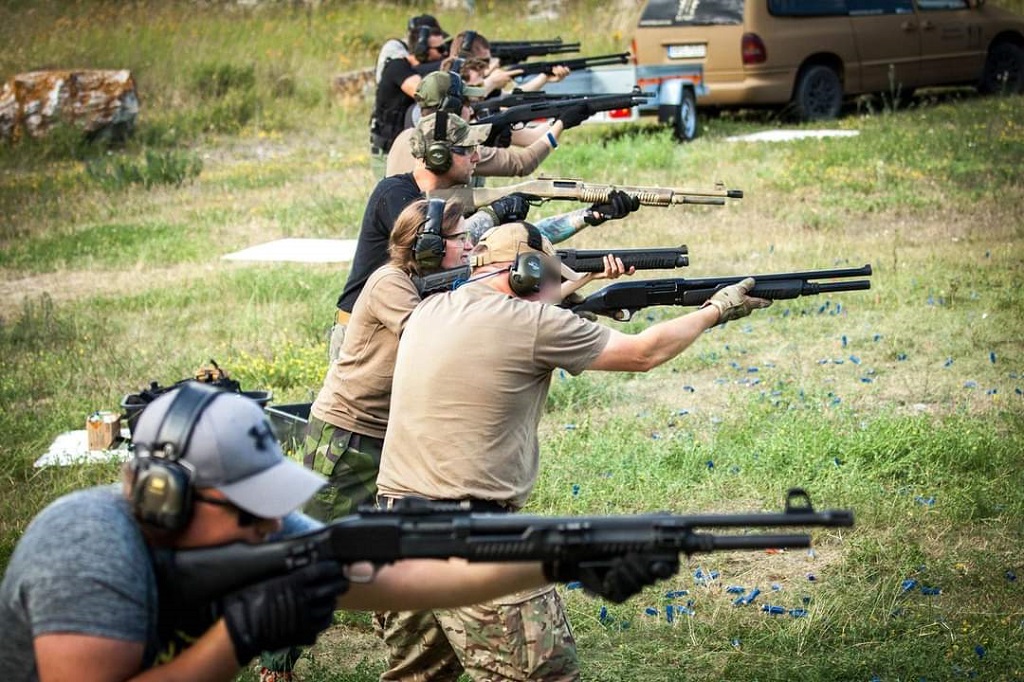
[725,129,860,143]
[222,238,359,264]
[35,429,132,468]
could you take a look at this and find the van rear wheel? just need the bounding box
[980,42,1024,95]
[672,89,698,142]
[793,65,843,121]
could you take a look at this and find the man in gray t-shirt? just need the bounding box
[3,382,652,681]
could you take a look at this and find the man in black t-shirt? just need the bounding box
[332,113,495,361]
[369,26,447,175]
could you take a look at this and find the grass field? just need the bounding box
[2,1,1023,680]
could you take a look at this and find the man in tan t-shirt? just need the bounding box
[374,223,772,681]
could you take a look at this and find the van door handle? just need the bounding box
[900,21,918,31]
[920,19,936,30]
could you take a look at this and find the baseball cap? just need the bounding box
[409,14,445,33]
[132,385,325,518]
[410,112,492,159]
[470,223,584,281]
[416,72,487,108]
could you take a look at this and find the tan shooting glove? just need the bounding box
[700,277,773,324]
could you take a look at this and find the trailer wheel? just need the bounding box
[672,88,698,142]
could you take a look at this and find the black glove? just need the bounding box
[221,560,348,665]
[485,123,514,148]
[544,552,680,604]
[483,193,531,224]
[557,103,591,130]
[584,189,641,226]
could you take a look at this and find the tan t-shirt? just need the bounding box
[385,127,552,178]
[376,283,611,509]
[311,265,420,439]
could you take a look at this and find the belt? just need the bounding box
[344,429,383,452]
[335,309,351,325]
[377,495,512,514]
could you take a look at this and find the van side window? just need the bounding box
[768,0,847,17]
[848,0,914,15]
[916,0,968,10]
[639,0,744,26]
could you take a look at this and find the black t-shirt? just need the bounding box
[371,58,419,150]
[337,173,423,312]
[416,60,443,76]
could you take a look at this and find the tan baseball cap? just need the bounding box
[470,223,584,281]
[410,112,491,159]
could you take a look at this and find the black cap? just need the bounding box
[409,14,446,36]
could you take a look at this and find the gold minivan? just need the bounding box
[632,0,1024,119]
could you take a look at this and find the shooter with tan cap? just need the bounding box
[387,70,579,178]
[372,222,772,681]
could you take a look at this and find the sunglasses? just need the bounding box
[194,492,265,527]
[450,145,477,156]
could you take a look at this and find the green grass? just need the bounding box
[2,1,1024,680]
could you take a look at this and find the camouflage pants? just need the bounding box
[302,415,383,522]
[259,417,383,673]
[375,585,579,681]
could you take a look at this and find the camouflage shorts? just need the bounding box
[301,415,383,522]
[375,585,579,681]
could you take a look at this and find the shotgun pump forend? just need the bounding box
[153,488,854,605]
[556,246,689,272]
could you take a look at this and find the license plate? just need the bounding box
[667,43,706,59]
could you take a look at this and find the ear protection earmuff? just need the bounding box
[413,198,448,269]
[129,382,224,532]
[412,25,432,62]
[438,73,466,115]
[425,110,453,174]
[460,30,479,58]
[507,224,550,296]
[509,253,546,296]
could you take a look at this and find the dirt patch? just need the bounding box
[0,263,217,318]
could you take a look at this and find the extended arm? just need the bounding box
[338,560,547,612]
[588,278,771,372]
[475,122,562,177]
[34,623,239,682]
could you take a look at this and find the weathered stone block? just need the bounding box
[1,69,139,142]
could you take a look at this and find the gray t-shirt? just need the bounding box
[0,485,322,679]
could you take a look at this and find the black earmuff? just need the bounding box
[439,73,466,114]
[507,224,550,296]
[413,198,448,269]
[129,382,223,532]
[425,110,453,174]
[412,25,432,62]
[460,30,479,58]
